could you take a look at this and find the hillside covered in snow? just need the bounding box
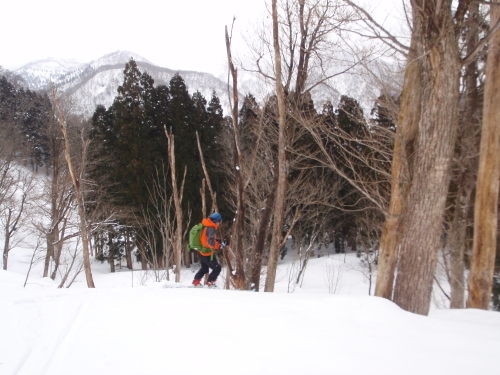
[9,50,388,119]
[13,51,239,118]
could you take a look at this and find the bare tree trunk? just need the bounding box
[2,209,12,270]
[139,240,148,270]
[43,110,74,279]
[201,179,207,218]
[50,220,66,280]
[110,247,116,273]
[265,0,288,292]
[375,35,421,299]
[448,194,470,308]
[196,132,218,214]
[467,0,500,309]
[52,93,95,288]
[44,230,54,277]
[125,228,133,270]
[251,173,278,291]
[445,2,481,308]
[226,24,246,289]
[24,241,41,288]
[448,1,482,308]
[392,0,461,315]
[2,183,28,270]
[165,131,184,283]
[44,152,60,277]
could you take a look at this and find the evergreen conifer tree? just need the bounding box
[89,65,227,265]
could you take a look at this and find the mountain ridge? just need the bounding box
[12,51,239,118]
[6,50,387,119]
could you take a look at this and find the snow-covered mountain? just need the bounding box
[13,51,237,118]
[14,58,86,90]
[0,66,28,89]
[10,51,395,119]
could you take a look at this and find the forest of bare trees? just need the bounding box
[0,0,499,315]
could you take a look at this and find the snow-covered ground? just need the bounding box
[1,243,499,375]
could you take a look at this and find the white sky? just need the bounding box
[1,0,402,78]
[1,0,268,77]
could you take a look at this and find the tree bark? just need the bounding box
[44,159,59,277]
[125,228,133,270]
[375,35,421,299]
[265,0,288,292]
[165,131,184,283]
[467,0,500,309]
[446,2,481,308]
[448,194,470,308]
[226,24,247,289]
[2,209,12,270]
[50,220,66,280]
[44,229,54,277]
[392,0,461,315]
[251,172,278,291]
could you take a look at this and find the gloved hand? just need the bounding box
[216,239,229,248]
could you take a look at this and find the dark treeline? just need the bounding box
[0,76,51,170]
[87,59,229,272]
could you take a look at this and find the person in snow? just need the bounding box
[192,212,227,287]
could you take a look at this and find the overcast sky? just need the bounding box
[1,0,401,78]
[1,0,269,78]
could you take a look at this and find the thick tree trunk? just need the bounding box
[446,2,480,309]
[265,0,288,292]
[447,127,477,308]
[392,0,461,315]
[467,0,500,309]
[375,35,421,299]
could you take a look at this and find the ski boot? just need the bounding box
[205,281,218,289]
[191,279,203,288]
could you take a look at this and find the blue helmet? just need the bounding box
[209,212,222,223]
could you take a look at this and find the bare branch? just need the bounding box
[463,18,500,65]
[343,0,410,53]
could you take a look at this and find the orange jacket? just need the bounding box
[199,218,220,257]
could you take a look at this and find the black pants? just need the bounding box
[194,254,221,282]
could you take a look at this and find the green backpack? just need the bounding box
[187,223,204,252]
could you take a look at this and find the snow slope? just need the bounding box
[1,246,499,375]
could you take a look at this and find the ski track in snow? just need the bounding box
[2,291,90,375]
[41,298,91,375]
